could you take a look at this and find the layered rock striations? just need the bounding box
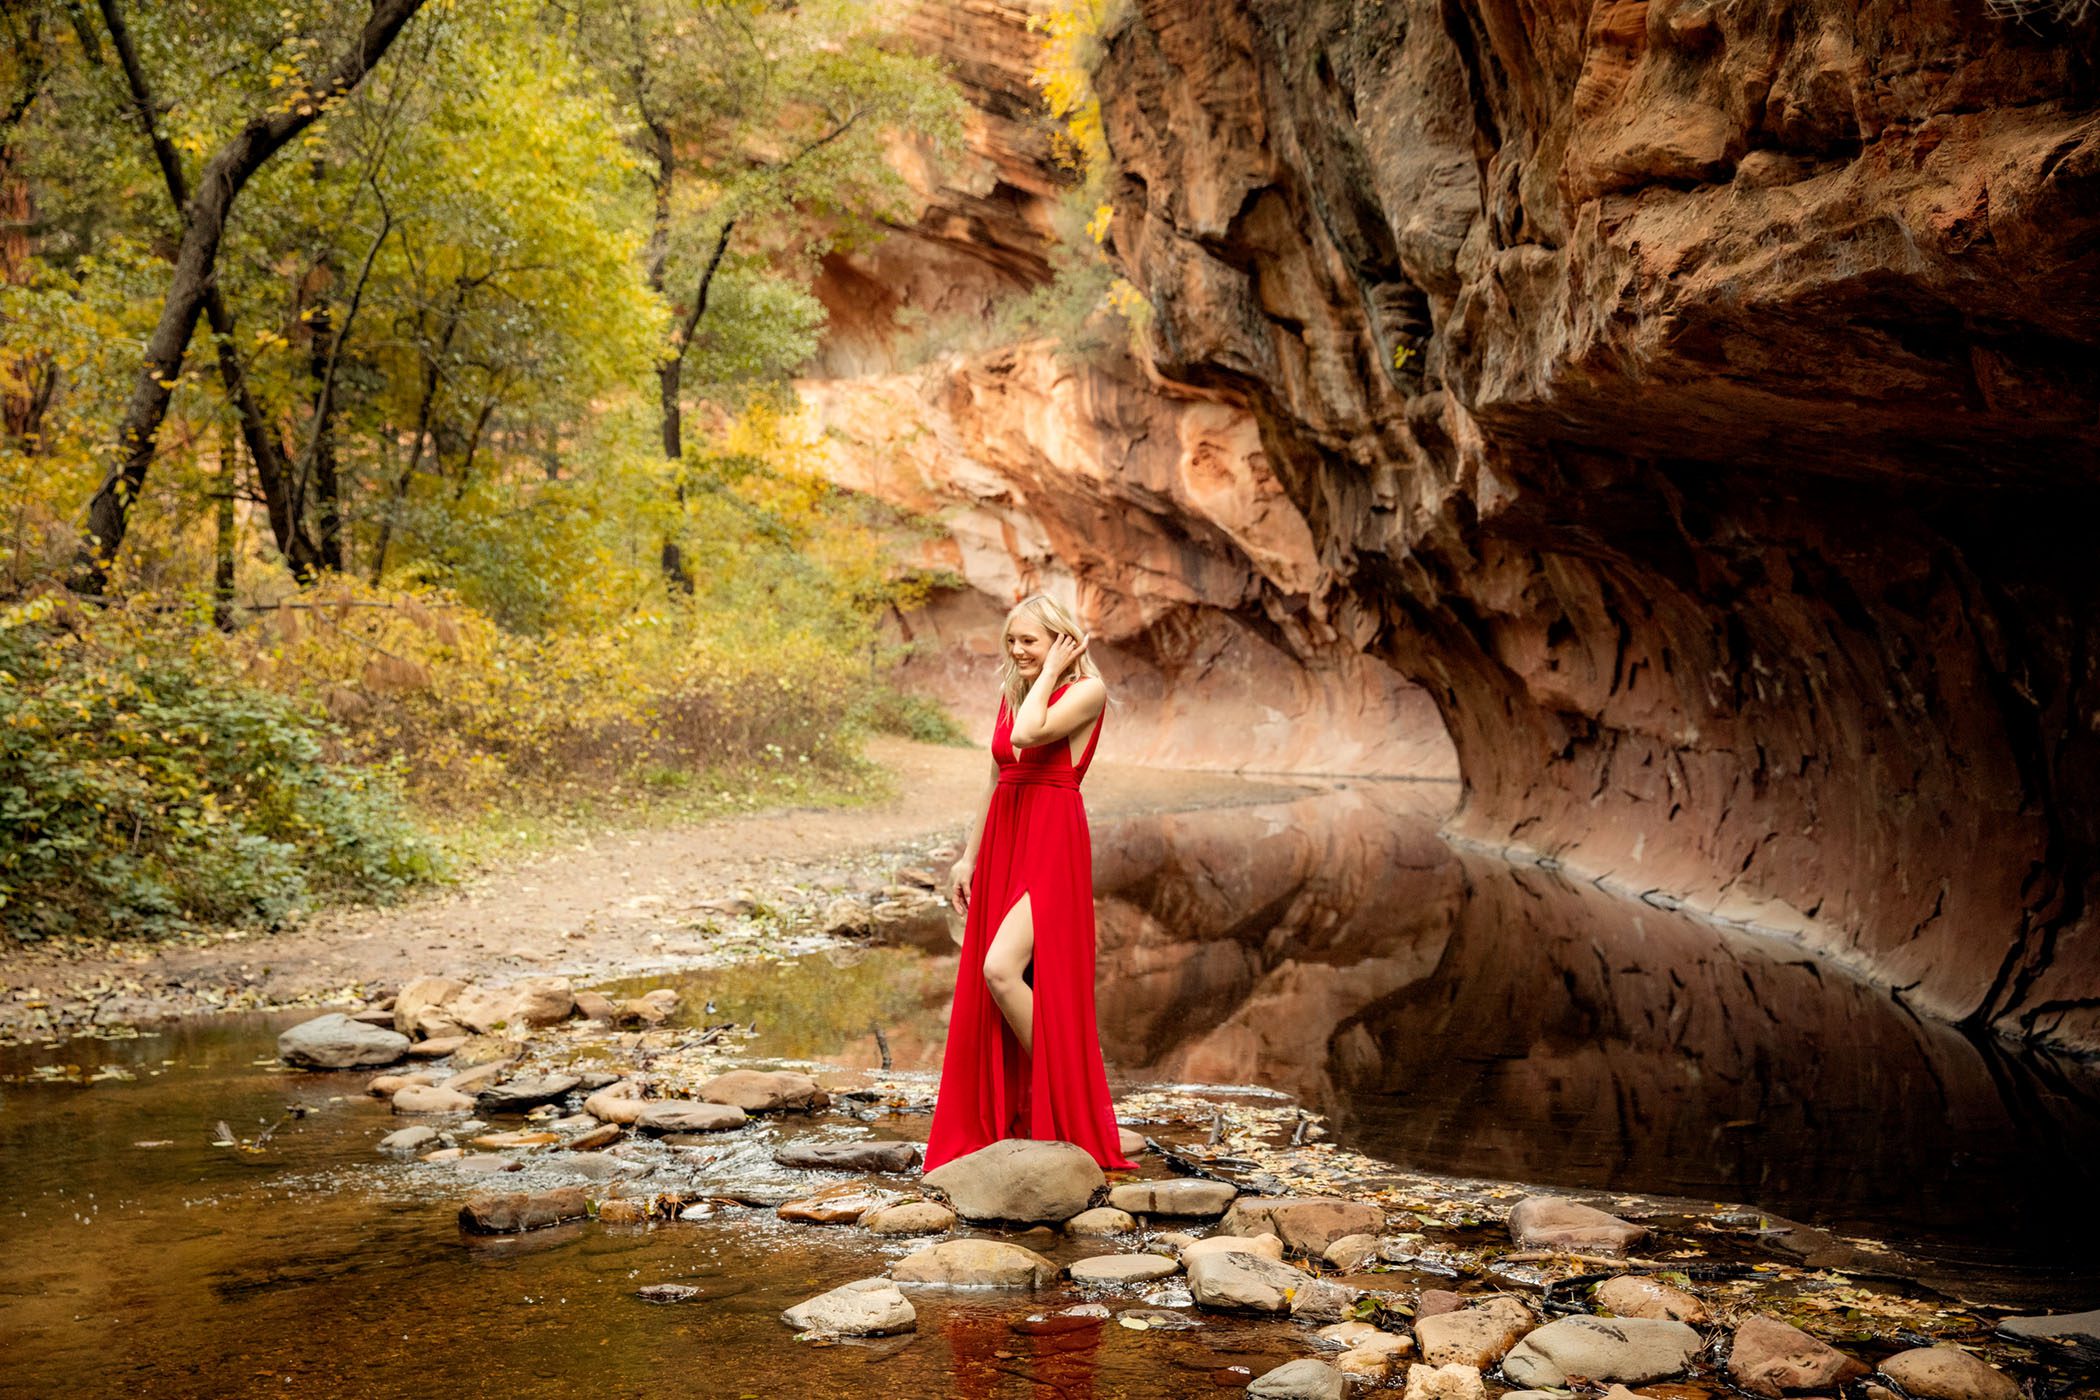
[1089,0,2100,1047]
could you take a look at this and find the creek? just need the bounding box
[3,781,2095,1396]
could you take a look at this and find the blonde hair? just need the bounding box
[998,593,1104,711]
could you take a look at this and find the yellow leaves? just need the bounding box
[1086,203,1113,244]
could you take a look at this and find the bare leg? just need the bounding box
[983,892,1036,1056]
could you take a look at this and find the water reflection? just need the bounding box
[1086,782,2100,1283]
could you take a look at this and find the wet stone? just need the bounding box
[1596,1274,1709,1324]
[548,1152,646,1182]
[1323,1232,1380,1270]
[458,1186,589,1233]
[1222,1197,1384,1255]
[1404,1363,1487,1400]
[1336,1348,1394,1383]
[563,1122,623,1152]
[1068,1254,1179,1285]
[862,1201,955,1236]
[1106,1179,1238,1218]
[584,1084,649,1124]
[449,1154,524,1176]
[377,1125,438,1153]
[634,1101,748,1134]
[436,1061,510,1094]
[1319,1321,1411,1358]
[366,1072,435,1097]
[1416,1288,1466,1318]
[1879,1347,2021,1400]
[1289,1276,1360,1324]
[1507,1196,1648,1254]
[277,1013,410,1069]
[776,1180,898,1224]
[1416,1295,1533,1368]
[1180,1233,1284,1265]
[476,1074,580,1113]
[1249,1359,1346,1400]
[891,1238,1057,1288]
[771,1139,920,1173]
[1728,1316,1870,1398]
[595,1199,651,1225]
[636,1284,700,1303]
[406,1035,469,1059]
[1117,1308,1199,1331]
[1504,1316,1701,1387]
[470,1130,558,1149]
[699,1069,828,1112]
[1999,1310,2100,1347]
[392,1085,475,1114]
[1065,1206,1136,1235]
[921,1139,1104,1224]
[1184,1250,1309,1313]
[782,1278,915,1337]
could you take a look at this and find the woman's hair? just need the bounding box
[998,593,1104,711]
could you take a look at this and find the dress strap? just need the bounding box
[1071,694,1104,780]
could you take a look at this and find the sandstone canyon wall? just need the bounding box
[1088,0,2100,1049]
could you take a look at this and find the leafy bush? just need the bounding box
[0,597,439,940]
[856,688,971,746]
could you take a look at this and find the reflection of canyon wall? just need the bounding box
[1089,1,2100,1046]
[797,0,1457,778]
[1089,786,2100,1258]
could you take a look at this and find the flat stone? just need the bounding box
[922,1139,1105,1223]
[436,1061,511,1094]
[470,1130,559,1149]
[1879,1347,2020,1400]
[476,1074,581,1113]
[1066,1206,1137,1235]
[1507,1196,1648,1254]
[1069,1254,1180,1284]
[1106,1179,1239,1218]
[446,984,520,1034]
[699,1069,828,1112]
[393,975,466,1036]
[862,1201,956,1235]
[1417,1288,1466,1318]
[406,1035,469,1059]
[1184,1250,1310,1313]
[782,1277,916,1336]
[1999,1310,2100,1346]
[378,1125,439,1153]
[1248,1358,1345,1400]
[634,1101,747,1134]
[1289,1276,1361,1323]
[1597,1274,1709,1324]
[1403,1363,1487,1400]
[1118,1126,1147,1157]
[449,1153,524,1176]
[1336,1348,1394,1383]
[458,1187,588,1233]
[278,1013,410,1069]
[1417,1295,1533,1367]
[584,1083,649,1124]
[420,1147,466,1162]
[1505,1316,1702,1387]
[1181,1233,1284,1265]
[1324,1232,1381,1269]
[771,1140,921,1173]
[548,1152,646,1182]
[777,1181,898,1224]
[1319,1322,1412,1358]
[391,1084,475,1114]
[1222,1197,1385,1255]
[563,1123,623,1152]
[637,1283,700,1303]
[365,1072,435,1097]
[1728,1316,1870,1397]
[573,990,618,1021]
[892,1238,1057,1288]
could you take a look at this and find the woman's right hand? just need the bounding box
[948,859,974,914]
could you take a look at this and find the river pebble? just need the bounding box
[1503,1316,1702,1387]
[1248,1358,1344,1399]
[1727,1316,1869,1397]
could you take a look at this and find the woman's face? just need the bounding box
[1006,613,1054,678]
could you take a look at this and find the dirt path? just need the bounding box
[0,738,1315,1041]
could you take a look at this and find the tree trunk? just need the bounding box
[212,436,235,631]
[656,217,736,595]
[72,0,427,592]
[308,291,344,573]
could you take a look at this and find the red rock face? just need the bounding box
[1089,0,2100,1048]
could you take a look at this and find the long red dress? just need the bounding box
[925,683,1134,1171]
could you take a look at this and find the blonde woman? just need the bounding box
[924,593,1132,1169]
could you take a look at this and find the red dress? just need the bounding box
[925,683,1133,1171]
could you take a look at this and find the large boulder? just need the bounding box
[634,1101,748,1134]
[277,1014,410,1069]
[1596,1275,1709,1324]
[1222,1197,1385,1255]
[1502,1316,1702,1386]
[1727,1316,1869,1397]
[1878,1347,2020,1400]
[1106,1179,1239,1217]
[1416,1296,1533,1367]
[781,1278,916,1336]
[457,1187,589,1233]
[921,1139,1104,1223]
[1507,1197,1649,1254]
[1185,1250,1311,1313]
[393,975,466,1036]
[1248,1359,1345,1400]
[699,1069,828,1112]
[890,1238,1057,1288]
[773,1140,921,1173]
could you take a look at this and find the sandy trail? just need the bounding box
[0,737,1317,1039]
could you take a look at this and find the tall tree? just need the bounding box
[71,0,428,592]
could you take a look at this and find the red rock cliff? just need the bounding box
[1091,0,2100,1047]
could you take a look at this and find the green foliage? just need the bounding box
[855,688,970,746]
[0,597,438,940]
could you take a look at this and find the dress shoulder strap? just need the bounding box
[1072,694,1104,779]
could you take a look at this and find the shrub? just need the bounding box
[0,597,439,940]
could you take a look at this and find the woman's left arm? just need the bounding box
[1010,641,1106,748]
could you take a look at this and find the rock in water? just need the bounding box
[1319,1322,1412,1357]
[1288,1276,1360,1324]
[1106,1179,1239,1217]
[1068,1255,1180,1284]
[1596,1275,1709,1324]
[1221,1197,1385,1255]
[1065,1206,1137,1235]
[781,1278,915,1336]
[890,1238,1057,1288]
[1184,1250,1311,1313]
[1878,1347,2020,1400]
[921,1139,1104,1223]
[1502,1316,1701,1386]
[637,1284,700,1303]
[1323,1233,1381,1270]
[1180,1233,1284,1264]
[391,1084,475,1114]
[1416,1296,1533,1367]
[377,1125,438,1153]
[393,975,466,1036]
[1403,1364,1487,1400]
[776,1181,898,1224]
[699,1069,828,1112]
[1999,1311,2100,1348]
[1727,1316,1869,1397]
[458,1187,589,1233]
[861,1201,956,1236]
[1506,1196,1649,1253]
[771,1140,920,1172]
[1248,1358,1346,1399]
[633,1101,747,1134]
[475,1073,581,1113]
[277,1014,410,1069]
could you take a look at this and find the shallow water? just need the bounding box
[4,781,2098,1396]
